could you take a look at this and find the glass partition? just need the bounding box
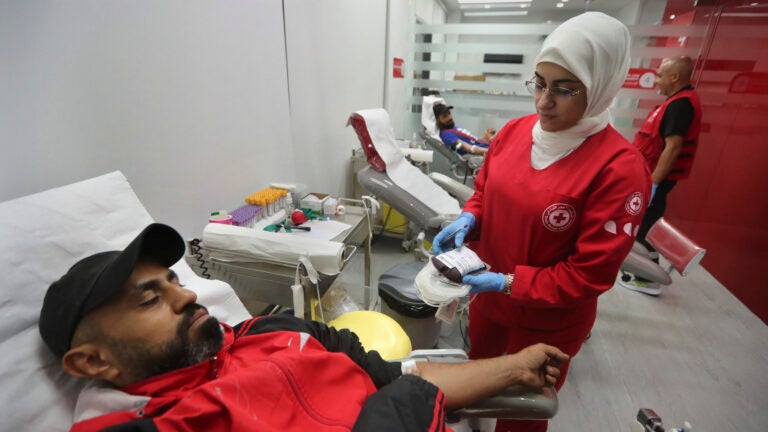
[407,19,710,140]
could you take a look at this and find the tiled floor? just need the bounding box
[334,234,768,432]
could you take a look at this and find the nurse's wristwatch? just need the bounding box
[502,273,514,295]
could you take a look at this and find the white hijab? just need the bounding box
[530,12,631,169]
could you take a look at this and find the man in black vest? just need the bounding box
[619,56,703,296]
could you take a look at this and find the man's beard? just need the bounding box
[439,119,455,130]
[107,304,224,384]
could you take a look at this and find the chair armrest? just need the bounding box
[428,172,474,204]
[408,348,468,361]
[466,155,484,167]
[631,241,651,258]
[402,349,559,421]
[647,218,706,277]
[621,251,673,285]
[450,385,558,421]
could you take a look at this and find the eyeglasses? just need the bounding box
[525,80,585,99]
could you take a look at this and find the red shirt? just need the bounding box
[465,114,651,308]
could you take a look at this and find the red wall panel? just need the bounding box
[665,1,768,323]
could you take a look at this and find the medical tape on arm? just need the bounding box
[401,359,420,375]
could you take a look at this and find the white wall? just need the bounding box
[415,0,441,24]
[636,0,668,25]
[385,0,416,139]
[284,0,387,199]
[1,0,416,235]
[614,0,642,24]
[386,0,448,139]
[1,0,293,238]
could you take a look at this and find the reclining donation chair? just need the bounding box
[0,171,251,432]
[620,217,706,286]
[348,108,462,241]
[421,95,484,184]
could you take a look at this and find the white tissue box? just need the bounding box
[300,193,329,212]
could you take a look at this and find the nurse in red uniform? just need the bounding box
[432,12,651,432]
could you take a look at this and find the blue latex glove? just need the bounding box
[462,272,505,294]
[431,212,476,255]
[649,183,658,207]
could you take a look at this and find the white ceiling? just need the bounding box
[441,0,639,14]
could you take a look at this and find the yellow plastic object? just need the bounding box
[327,311,412,360]
[245,188,287,206]
[381,202,407,235]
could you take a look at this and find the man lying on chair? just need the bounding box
[434,103,496,156]
[39,223,568,432]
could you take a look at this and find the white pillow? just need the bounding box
[0,171,250,432]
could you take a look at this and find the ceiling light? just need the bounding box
[461,2,532,9]
[464,11,530,16]
[556,3,565,8]
[458,0,532,3]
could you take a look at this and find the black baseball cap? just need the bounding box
[39,223,185,358]
[433,103,453,117]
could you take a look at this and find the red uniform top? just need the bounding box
[465,114,651,310]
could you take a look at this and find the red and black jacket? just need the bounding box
[71,315,447,432]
